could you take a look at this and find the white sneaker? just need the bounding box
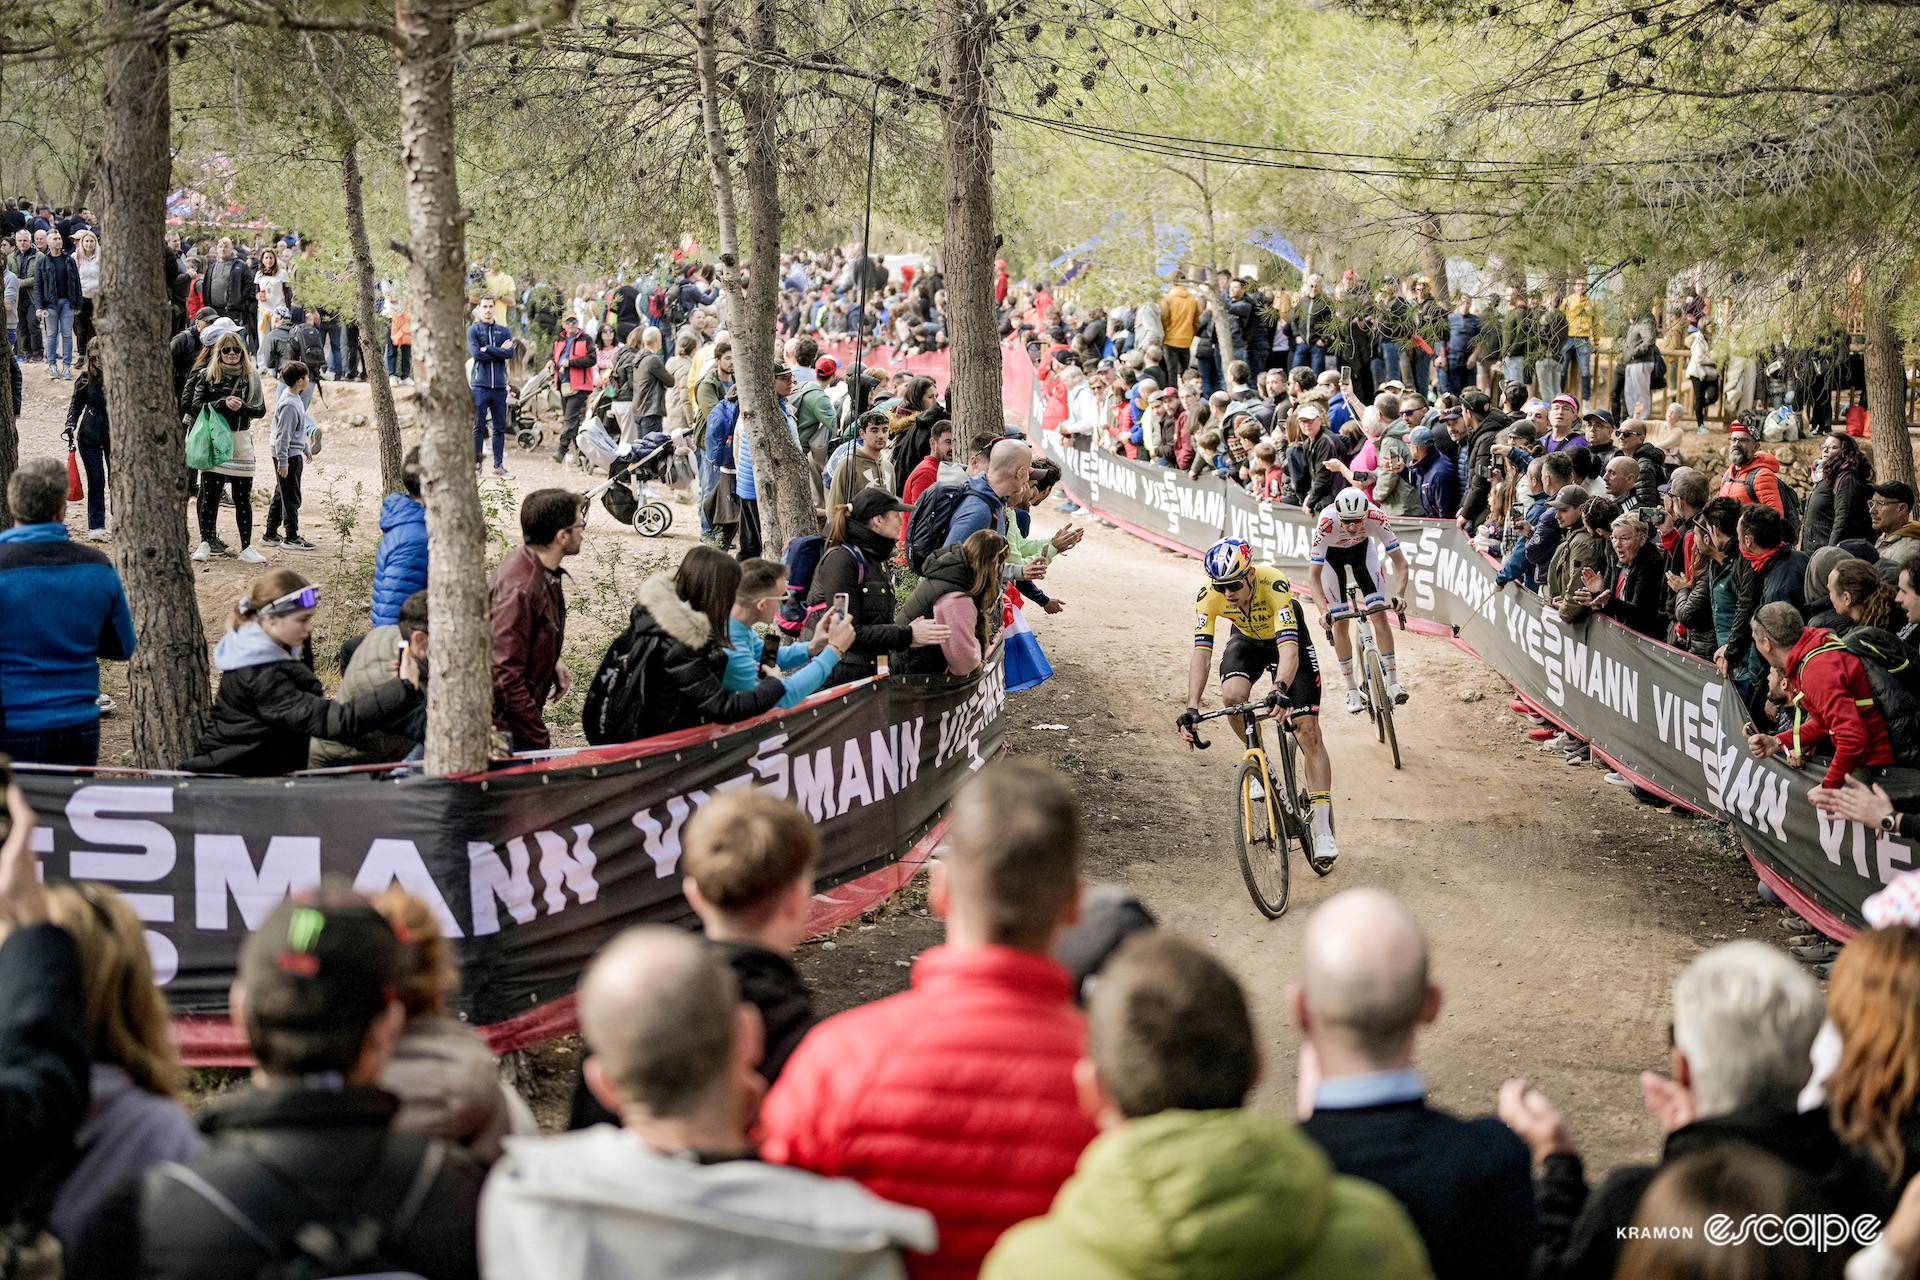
[87,527,108,542]
[237,546,268,564]
[1389,681,1409,705]
[96,693,116,714]
[48,365,58,379]
[1312,825,1340,863]
[1345,688,1365,714]
[192,540,211,562]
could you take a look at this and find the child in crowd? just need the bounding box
[262,360,314,550]
[567,787,821,1128]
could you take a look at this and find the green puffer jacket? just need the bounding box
[981,1108,1433,1280]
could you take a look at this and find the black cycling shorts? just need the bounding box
[1320,541,1382,614]
[1218,629,1322,715]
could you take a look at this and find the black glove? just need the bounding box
[1264,689,1292,711]
[1175,708,1201,731]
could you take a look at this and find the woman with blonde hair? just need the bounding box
[893,528,1009,676]
[183,568,418,775]
[371,889,535,1163]
[43,882,202,1252]
[182,328,267,562]
[72,228,101,354]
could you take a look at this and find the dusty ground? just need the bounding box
[19,365,1775,1173]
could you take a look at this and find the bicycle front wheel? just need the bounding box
[1369,652,1401,770]
[1233,757,1291,919]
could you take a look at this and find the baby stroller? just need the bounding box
[572,386,636,473]
[583,432,676,537]
[512,360,555,453]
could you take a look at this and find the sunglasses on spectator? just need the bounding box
[259,585,319,616]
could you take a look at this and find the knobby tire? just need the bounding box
[1233,756,1290,919]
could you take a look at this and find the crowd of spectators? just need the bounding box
[10,759,1920,1278]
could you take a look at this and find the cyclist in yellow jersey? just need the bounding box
[1177,538,1339,862]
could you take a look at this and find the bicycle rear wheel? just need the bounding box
[1369,650,1401,770]
[1232,757,1291,919]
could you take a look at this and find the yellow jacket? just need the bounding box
[1563,294,1596,339]
[1162,286,1200,347]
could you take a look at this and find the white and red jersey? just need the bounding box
[1310,502,1400,565]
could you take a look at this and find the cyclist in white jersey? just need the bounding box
[1311,486,1413,712]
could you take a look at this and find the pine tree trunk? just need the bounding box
[694,0,814,553]
[100,0,211,768]
[939,0,1001,441]
[396,0,491,774]
[1864,280,1916,493]
[0,330,16,525]
[1415,213,1446,302]
[339,129,405,495]
[736,0,813,552]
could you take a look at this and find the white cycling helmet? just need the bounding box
[1332,487,1370,519]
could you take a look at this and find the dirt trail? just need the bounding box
[1004,504,1769,1176]
[17,367,1771,1170]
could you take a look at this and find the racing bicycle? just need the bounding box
[1185,692,1331,919]
[1326,586,1405,771]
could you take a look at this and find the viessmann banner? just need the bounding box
[16,669,1007,1030]
[1036,430,1920,935]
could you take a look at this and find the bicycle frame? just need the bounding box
[1190,701,1305,845]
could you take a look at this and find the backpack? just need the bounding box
[665,285,688,326]
[903,483,970,574]
[1738,469,1803,548]
[1808,629,1920,768]
[779,534,864,636]
[154,1136,445,1280]
[297,324,327,367]
[646,287,667,320]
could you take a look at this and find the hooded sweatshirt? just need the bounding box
[981,1109,1432,1280]
[479,1125,936,1280]
[269,380,313,464]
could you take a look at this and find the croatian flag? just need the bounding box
[1001,590,1054,692]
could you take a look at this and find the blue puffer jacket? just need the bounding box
[371,493,429,626]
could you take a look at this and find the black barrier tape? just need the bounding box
[1036,430,1920,934]
[17,666,1007,1025]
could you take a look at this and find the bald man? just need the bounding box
[1293,889,1536,1280]
[480,927,934,1280]
[1603,454,1640,511]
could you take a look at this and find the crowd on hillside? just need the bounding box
[8,760,1920,1279]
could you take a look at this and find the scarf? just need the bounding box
[1741,544,1779,576]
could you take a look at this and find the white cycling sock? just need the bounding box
[1381,652,1399,681]
[1338,657,1358,690]
[1311,800,1334,837]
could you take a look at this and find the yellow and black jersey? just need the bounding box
[1194,565,1301,648]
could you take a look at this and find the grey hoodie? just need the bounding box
[212,620,300,671]
[480,1126,936,1280]
[48,1063,203,1252]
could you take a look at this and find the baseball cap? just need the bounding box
[1439,406,1463,422]
[1553,484,1590,510]
[1581,408,1615,428]
[1298,404,1323,421]
[1379,379,1406,392]
[1522,398,1547,413]
[1550,394,1580,411]
[194,306,219,323]
[849,488,912,520]
[1410,426,1435,446]
[814,356,838,379]
[1873,481,1916,508]
[1461,389,1491,415]
[239,886,406,1055]
[1728,420,1754,440]
[1837,538,1881,563]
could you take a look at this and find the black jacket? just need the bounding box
[805,520,914,679]
[581,572,786,745]
[183,645,413,776]
[1803,459,1872,550]
[181,366,266,435]
[1456,417,1506,527]
[1531,1104,1892,1280]
[1301,1099,1535,1280]
[170,329,202,403]
[0,924,88,1224]
[888,406,944,489]
[1630,441,1667,512]
[69,1084,483,1280]
[31,251,80,310]
[1290,430,1347,513]
[1601,541,1669,638]
[1673,560,1722,660]
[64,374,108,448]
[893,542,991,676]
[567,938,816,1130]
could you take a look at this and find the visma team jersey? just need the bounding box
[1195,565,1302,647]
[1310,503,1400,565]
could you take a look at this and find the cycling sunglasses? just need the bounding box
[260,585,320,616]
[1209,575,1252,593]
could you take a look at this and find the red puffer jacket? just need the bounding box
[1781,627,1895,787]
[758,945,1097,1280]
